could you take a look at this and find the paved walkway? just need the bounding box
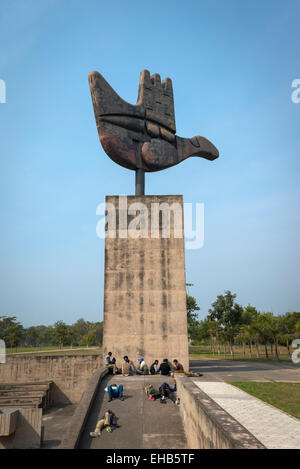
[193,381,300,449]
[189,359,300,382]
[78,375,187,449]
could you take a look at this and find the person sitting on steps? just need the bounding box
[105,351,117,374]
[150,360,159,375]
[158,358,171,376]
[173,359,184,373]
[122,356,132,376]
[136,358,149,375]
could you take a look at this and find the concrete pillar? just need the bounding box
[103,195,189,370]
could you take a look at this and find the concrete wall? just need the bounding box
[60,368,108,449]
[0,355,103,404]
[0,408,42,449]
[176,376,265,449]
[0,409,18,436]
[103,195,189,370]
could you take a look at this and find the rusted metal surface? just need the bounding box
[88,70,219,174]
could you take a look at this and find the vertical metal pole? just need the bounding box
[135,169,145,196]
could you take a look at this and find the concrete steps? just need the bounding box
[0,402,39,409]
[0,382,53,410]
[0,390,47,397]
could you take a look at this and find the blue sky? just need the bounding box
[0,0,299,327]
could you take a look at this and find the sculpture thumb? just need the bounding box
[176,136,219,162]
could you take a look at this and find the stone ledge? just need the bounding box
[59,367,108,449]
[0,409,19,436]
[0,407,42,449]
[176,376,265,449]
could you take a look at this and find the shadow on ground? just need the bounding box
[42,404,77,449]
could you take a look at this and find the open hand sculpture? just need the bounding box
[88,69,219,192]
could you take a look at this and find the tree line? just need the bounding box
[0,317,103,349]
[1,291,299,358]
[187,290,300,359]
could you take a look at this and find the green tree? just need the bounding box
[207,291,243,357]
[278,312,300,358]
[39,326,56,346]
[242,305,259,325]
[25,327,39,347]
[0,316,24,348]
[186,295,200,342]
[54,321,69,348]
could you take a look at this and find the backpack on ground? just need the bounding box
[144,384,160,400]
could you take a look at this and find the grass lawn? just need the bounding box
[231,381,300,420]
[189,354,292,363]
[6,346,102,356]
[189,345,291,362]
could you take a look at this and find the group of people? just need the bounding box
[90,352,201,438]
[150,358,184,376]
[105,352,186,377]
[89,375,180,438]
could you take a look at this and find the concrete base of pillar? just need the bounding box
[102,195,189,371]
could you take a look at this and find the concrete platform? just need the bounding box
[42,404,77,449]
[78,375,187,449]
[45,359,300,449]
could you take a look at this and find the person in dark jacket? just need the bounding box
[150,360,159,375]
[159,379,179,404]
[158,358,171,376]
[104,351,117,374]
[173,359,184,372]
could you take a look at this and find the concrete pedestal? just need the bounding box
[103,195,189,371]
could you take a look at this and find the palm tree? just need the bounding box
[278,313,300,358]
[235,326,247,357]
[252,313,272,359]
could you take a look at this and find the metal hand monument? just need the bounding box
[88,70,219,195]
